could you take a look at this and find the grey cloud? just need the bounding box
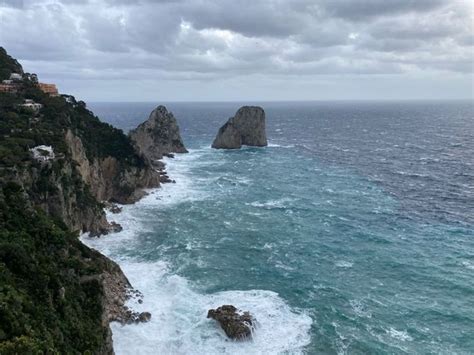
[0,0,24,8]
[0,0,471,100]
[319,0,448,21]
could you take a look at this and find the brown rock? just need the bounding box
[207,305,254,339]
[129,105,187,161]
[138,312,151,322]
[212,106,267,149]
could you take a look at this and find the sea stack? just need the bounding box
[212,106,267,149]
[129,105,187,161]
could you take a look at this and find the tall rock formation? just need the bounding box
[212,106,267,149]
[129,105,187,161]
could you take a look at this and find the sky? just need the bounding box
[0,0,473,101]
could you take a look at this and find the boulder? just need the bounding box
[138,311,151,323]
[110,204,122,214]
[212,106,267,149]
[129,105,187,161]
[207,305,254,339]
[108,221,123,233]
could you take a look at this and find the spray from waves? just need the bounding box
[81,148,312,355]
[246,197,296,210]
[267,141,295,148]
[103,260,312,355]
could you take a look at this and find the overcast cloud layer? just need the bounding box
[0,0,472,101]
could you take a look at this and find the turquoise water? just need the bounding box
[84,101,473,354]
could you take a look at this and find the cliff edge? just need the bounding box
[0,47,155,353]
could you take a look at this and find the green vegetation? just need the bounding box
[0,183,108,354]
[0,47,148,352]
[0,84,144,168]
[0,47,22,81]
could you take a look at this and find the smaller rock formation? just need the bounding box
[129,105,187,161]
[212,106,267,149]
[110,204,122,214]
[207,305,254,339]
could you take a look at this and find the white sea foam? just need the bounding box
[349,299,372,318]
[107,260,312,355]
[247,197,295,209]
[81,149,312,355]
[387,328,413,342]
[267,142,295,148]
[461,260,474,270]
[335,261,353,268]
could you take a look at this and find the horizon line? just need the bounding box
[86,98,473,104]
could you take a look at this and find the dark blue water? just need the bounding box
[85,101,474,354]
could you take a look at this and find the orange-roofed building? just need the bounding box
[39,83,59,96]
[0,83,18,93]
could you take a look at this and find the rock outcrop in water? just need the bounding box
[129,105,187,161]
[207,305,254,339]
[212,106,267,149]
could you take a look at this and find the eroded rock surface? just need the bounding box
[129,105,187,161]
[212,106,267,149]
[207,305,254,339]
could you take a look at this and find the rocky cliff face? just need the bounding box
[129,105,187,161]
[65,130,160,205]
[0,47,157,353]
[212,106,267,149]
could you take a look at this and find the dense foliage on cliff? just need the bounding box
[0,47,22,81]
[0,183,108,353]
[0,47,149,352]
[0,79,144,168]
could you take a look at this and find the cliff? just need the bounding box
[65,129,159,205]
[212,106,267,149]
[129,105,187,161]
[0,68,160,234]
[0,47,156,353]
[0,184,138,354]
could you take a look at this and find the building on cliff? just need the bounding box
[39,82,59,96]
[20,99,43,112]
[0,83,19,93]
[9,72,22,80]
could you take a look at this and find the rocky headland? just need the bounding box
[0,47,168,353]
[0,46,256,353]
[212,106,267,149]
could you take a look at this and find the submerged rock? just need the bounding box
[110,204,122,214]
[207,305,254,339]
[108,221,123,233]
[212,106,267,149]
[129,105,187,161]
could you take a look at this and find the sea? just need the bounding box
[82,100,473,354]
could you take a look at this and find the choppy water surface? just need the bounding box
[84,101,473,354]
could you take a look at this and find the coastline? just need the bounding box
[80,149,313,354]
[80,154,188,352]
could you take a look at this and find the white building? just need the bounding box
[20,99,43,112]
[9,73,22,80]
[30,145,55,162]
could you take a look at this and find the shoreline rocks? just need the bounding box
[212,106,267,149]
[207,305,254,339]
